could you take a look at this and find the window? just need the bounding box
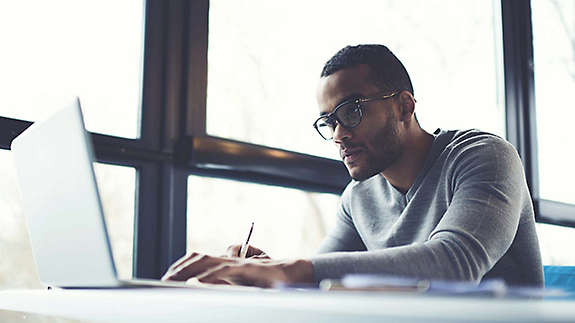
[0,151,40,289]
[0,150,136,288]
[2,0,574,285]
[0,0,145,287]
[187,175,339,258]
[536,223,575,265]
[207,0,505,159]
[0,0,145,138]
[93,164,136,279]
[532,0,575,205]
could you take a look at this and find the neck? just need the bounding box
[380,127,434,194]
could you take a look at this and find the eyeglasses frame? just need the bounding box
[313,91,399,141]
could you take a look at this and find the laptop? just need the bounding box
[11,98,191,289]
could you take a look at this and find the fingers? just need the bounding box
[162,253,234,281]
[226,244,242,257]
[196,263,270,288]
[246,245,271,259]
[187,277,231,286]
[225,244,271,259]
[196,262,288,288]
[161,252,198,280]
[251,254,272,261]
[167,252,199,271]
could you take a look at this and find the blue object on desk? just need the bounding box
[544,266,575,292]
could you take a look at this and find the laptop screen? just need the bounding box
[11,99,119,287]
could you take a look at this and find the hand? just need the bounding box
[161,252,235,283]
[196,258,313,288]
[225,244,271,259]
[161,252,314,288]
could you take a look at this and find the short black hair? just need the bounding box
[321,44,414,97]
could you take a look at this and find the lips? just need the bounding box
[341,147,363,164]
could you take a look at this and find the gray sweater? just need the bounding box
[311,129,544,287]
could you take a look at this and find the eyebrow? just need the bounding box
[319,93,363,116]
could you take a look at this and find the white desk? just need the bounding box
[1,288,574,322]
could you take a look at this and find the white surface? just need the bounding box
[10,100,118,287]
[0,288,575,323]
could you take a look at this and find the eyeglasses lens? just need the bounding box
[315,118,335,140]
[315,102,361,140]
[336,103,361,127]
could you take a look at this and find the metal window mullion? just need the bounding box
[139,0,166,151]
[133,162,162,278]
[189,136,350,193]
[158,164,188,273]
[184,0,209,137]
[133,161,188,279]
[501,0,540,206]
[134,0,191,277]
[537,199,575,228]
[132,0,165,278]
[0,117,32,150]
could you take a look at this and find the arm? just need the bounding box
[162,189,364,287]
[164,137,525,287]
[311,138,527,283]
[162,252,314,288]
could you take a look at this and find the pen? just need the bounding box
[238,222,254,258]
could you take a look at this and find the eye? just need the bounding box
[321,116,337,128]
[343,105,359,118]
[336,103,361,125]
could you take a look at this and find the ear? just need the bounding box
[397,91,416,122]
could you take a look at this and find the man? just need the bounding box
[162,44,544,288]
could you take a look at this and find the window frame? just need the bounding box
[501,0,575,228]
[1,0,573,280]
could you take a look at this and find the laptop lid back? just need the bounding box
[11,99,119,287]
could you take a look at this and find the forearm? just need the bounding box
[310,232,492,283]
[282,259,315,284]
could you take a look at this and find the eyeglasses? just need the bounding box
[313,92,398,140]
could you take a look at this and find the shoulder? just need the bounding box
[440,129,525,186]
[442,129,519,164]
[446,129,512,151]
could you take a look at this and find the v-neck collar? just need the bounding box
[381,129,454,202]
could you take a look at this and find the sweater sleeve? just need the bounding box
[310,137,527,283]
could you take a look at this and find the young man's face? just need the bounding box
[316,64,403,181]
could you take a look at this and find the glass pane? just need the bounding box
[187,176,339,259]
[0,150,136,289]
[532,0,575,205]
[93,164,136,279]
[207,0,505,159]
[0,150,41,289]
[0,1,145,138]
[536,223,575,265]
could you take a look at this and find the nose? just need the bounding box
[332,123,352,144]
